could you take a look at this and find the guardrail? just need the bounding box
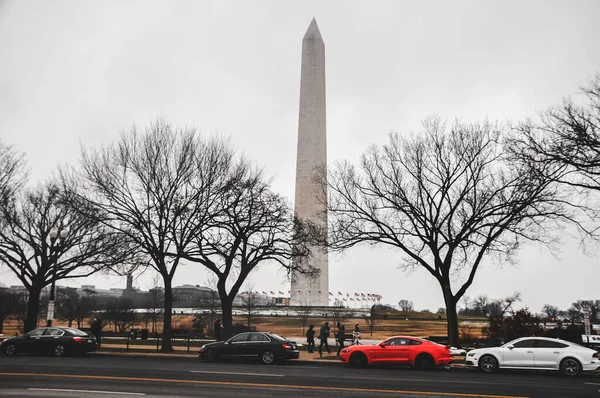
[102,335,213,353]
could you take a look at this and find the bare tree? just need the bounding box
[511,74,600,192]
[0,181,132,333]
[197,275,220,336]
[77,120,233,351]
[104,296,136,333]
[0,139,27,203]
[321,118,575,345]
[364,306,380,336]
[295,302,313,335]
[541,304,560,322]
[398,299,414,312]
[182,162,315,339]
[144,275,164,334]
[239,291,260,329]
[0,287,22,334]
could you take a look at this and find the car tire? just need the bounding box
[53,344,66,357]
[414,353,435,370]
[261,350,276,365]
[204,348,218,362]
[560,357,582,377]
[350,352,367,368]
[479,354,499,373]
[3,343,17,356]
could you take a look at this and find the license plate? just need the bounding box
[87,339,92,343]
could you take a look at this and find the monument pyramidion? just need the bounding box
[290,18,329,307]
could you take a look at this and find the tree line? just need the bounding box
[1,75,599,347]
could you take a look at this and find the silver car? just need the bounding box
[465,336,600,376]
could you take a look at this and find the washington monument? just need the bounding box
[290,18,329,307]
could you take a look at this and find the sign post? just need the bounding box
[583,303,591,337]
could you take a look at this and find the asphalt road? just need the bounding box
[0,354,599,398]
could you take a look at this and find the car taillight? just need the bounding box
[73,337,86,343]
[282,343,292,349]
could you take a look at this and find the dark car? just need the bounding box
[199,332,299,364]
[1,327,97,357]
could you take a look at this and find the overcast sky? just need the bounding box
[1,0,599,313]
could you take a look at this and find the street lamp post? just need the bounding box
[46,227,68,327]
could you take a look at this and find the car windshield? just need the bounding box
[64,328,88,336]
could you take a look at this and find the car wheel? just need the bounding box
[350,352,367,368]
[53,344,66,357]
[261,350,276,365]
[414,353,435,370]
[3,343,17,356]
[479,355,499,373]
[204,348,218,362]
[560,357,582,377]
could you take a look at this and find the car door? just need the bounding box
[380,338,411,364]
[246,333,270,356]
[221,333,250,357]
[22,328,46,354]
[41,328,65,354]
[534,340,568,369]
[502,339,535,367]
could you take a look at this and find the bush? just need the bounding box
[487,308,544,341]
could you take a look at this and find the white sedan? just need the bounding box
[466,336,600,376]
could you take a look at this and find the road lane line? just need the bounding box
[0,373,529,398]
[584,382,600,385]
[190,370,284,377]
[29,388,145,395]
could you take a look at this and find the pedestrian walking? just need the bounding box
[318,321,331,358]
[336,322,346,355]
[90,318,102,349]
[214,319,223,341]
[306,325,315,353]
[353,322,361,345]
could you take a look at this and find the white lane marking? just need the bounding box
[584,382,600,385]
[190,370,284,377]
[29,388,145,396]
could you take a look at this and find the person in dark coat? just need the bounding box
[318,321,331,358]
[214,319,222,341]
[90,318,102,349]
[336,322,346,355]
[306,324,316,353]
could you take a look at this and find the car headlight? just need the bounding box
[467,352,476,357]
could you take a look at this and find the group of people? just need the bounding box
[306,321,360,358]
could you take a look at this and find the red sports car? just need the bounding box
[339,336,454,369]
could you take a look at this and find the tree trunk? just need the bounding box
[161,279,173,352]
[441,282,459,346]
[0,316,4,334]
[24,284,43,333]
[221,299,233,339]
[68,319,73,327]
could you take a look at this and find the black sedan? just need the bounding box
[199,332,299,364]
[1,327,97,357]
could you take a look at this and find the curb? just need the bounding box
[88,351,467,368]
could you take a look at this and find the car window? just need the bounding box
[230,334,249,343]
[536,340,569,348]
[27,328,44,337]
[249,333,268,342]
[407,339,422,346]
[64,328,87,336]
[386,338,409,346]
[513,340,536,348]
[43,328,64,336]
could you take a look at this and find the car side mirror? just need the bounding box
[379,342,386,347]
[507,345,514,350]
